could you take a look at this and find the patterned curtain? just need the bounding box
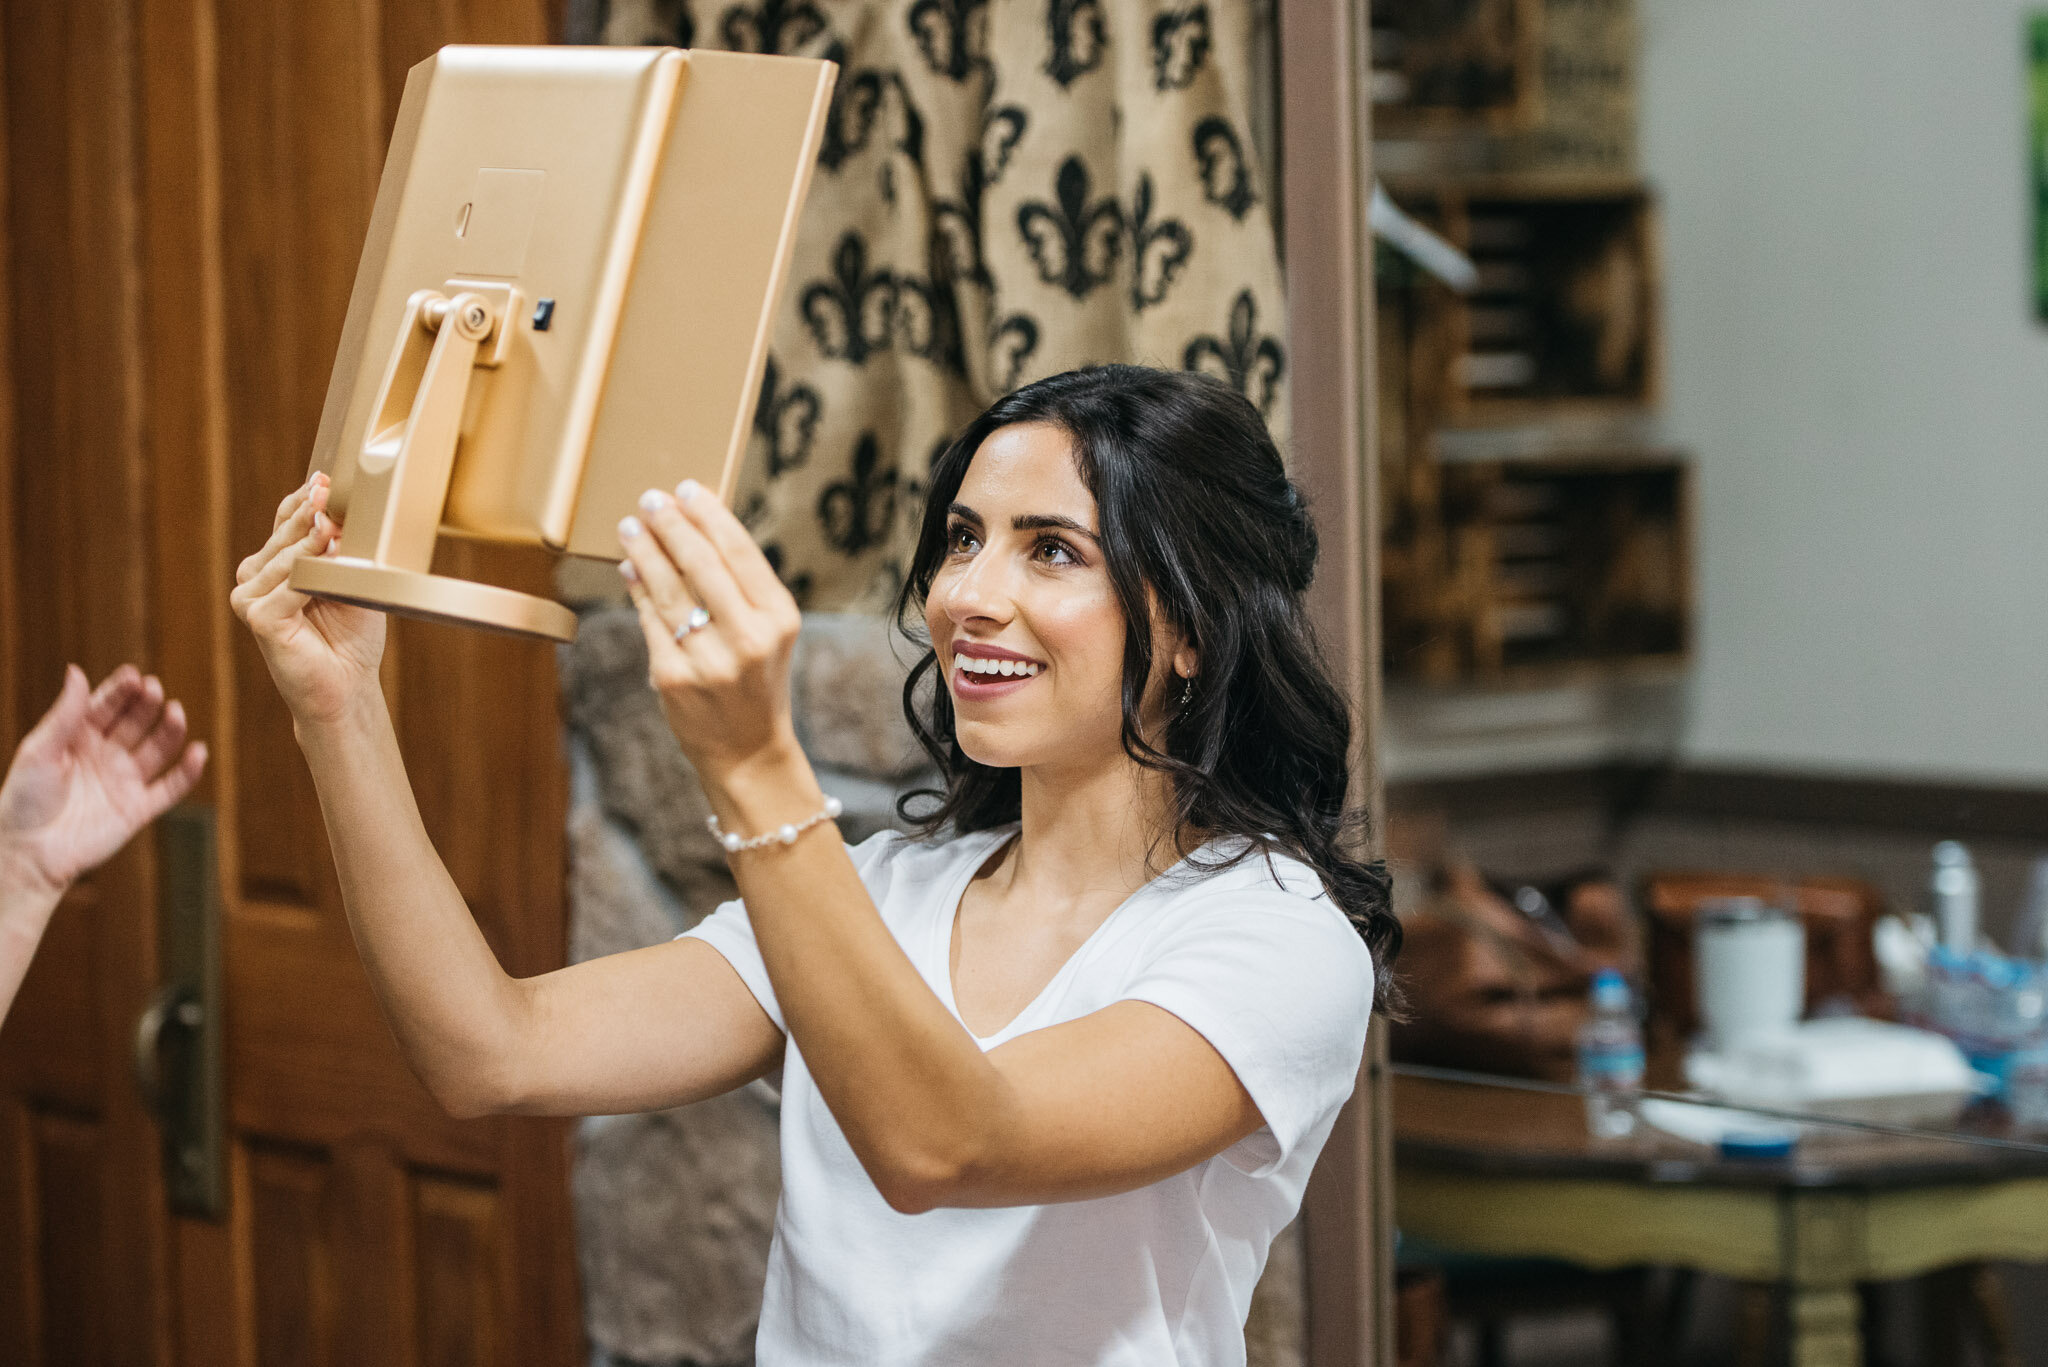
[573,0,1289,612]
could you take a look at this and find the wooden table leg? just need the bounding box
[1783,1192,1866,1367]
[1967,1262,2021,1367]
[1924,1263,2022,1367]
[1735,1283,1774,1367]
[1787,1282,1860,1367]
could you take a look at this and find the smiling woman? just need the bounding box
[678,365,1396,1360]
[899,366,1400,993]
[230,361,1392,1367]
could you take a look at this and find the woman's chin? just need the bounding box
[951,722,1029,772]
[952,720,1118,777]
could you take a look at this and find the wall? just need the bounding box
[1641,0,2048,784]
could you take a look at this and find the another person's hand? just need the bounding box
[0,666,208,901]
[616,480,804,784]
[230,472,387,727]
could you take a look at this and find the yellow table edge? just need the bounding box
[1398,1168,2048,1284]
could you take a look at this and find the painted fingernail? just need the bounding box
[314,512,330,536]
[618,515,643,540]
[638,488,667,515]
[617,558,639,585]
[676,478,701,503]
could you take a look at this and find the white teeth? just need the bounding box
[955,655,1042,678]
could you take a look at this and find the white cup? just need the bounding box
[1695,897,1805,1052]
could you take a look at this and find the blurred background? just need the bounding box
[1374,3,2048,1365]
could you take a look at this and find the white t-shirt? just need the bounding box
[681,825,1375,1367]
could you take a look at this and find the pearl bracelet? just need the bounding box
[706,795,844,854]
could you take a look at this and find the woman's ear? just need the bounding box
[1145,589,1199,684]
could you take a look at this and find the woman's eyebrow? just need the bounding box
[949,503,1099,543]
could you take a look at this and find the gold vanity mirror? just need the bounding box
[293,44,835,641]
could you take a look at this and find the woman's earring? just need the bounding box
[1179,676,1194,707]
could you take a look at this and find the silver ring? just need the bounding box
[671,606,712,642]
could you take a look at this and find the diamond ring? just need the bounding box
[671,606,712,642]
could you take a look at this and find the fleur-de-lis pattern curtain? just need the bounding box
[576,0,1290,610]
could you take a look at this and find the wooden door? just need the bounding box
[0,2,582,1363]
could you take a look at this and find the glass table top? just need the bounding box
[1390,1059,2048,1181]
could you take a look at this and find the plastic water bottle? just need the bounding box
[1932,840,1980,956]
[2009,1040,2048,1130]
[2008,856,2048,961]
[1577,969,1645,1139]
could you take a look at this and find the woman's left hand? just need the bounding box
[617,480,805,784]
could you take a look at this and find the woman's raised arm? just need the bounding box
[232,475,780,1117]
[617,482,1269,1211]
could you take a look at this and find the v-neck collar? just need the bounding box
[929,825,1199,1048]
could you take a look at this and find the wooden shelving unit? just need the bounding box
[1378,178,1660,430]
[1381,451,1690,684]
[1376,177,1688,686]
[1370,0,1545,135]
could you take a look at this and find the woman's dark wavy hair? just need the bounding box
[892,364,1401,1009]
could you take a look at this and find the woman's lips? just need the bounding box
[949,654,1044,700]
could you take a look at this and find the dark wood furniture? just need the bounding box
[1381,451,1690,682]
[1395,1071,2042,1367]
[1377,180,1662,429]
[1372,177,1688,687]
[1640,873,1893,1046]
[1369,0,1544,135]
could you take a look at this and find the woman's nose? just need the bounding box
[941,551,1012,626]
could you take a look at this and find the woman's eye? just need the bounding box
[1035,537,1078,566]
[943,524,1076,563]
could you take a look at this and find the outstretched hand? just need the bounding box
[616,479,805,785]
[229,471,387,727]
[0,665,208,900]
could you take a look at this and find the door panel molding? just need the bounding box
[0,0,172,1359]
[1,2,580,1362]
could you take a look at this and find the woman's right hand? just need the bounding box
[230,473,387,727]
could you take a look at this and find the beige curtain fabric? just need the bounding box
[585,0,1291,611]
